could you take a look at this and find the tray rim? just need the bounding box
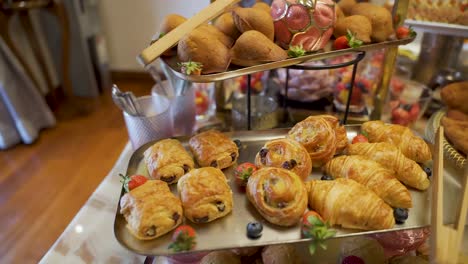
[113,126,431,256]
[157,37,415,83]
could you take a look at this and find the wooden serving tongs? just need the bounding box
[137,0,240,68]
[431,126,468,264]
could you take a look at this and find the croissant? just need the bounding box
[324,155,412,208]
[246,167,308,226]
[307,178,395,230]
[287,115,337,167]
[347,142,430,190]
[361,121,432,163]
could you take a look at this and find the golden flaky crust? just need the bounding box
[324,155,412,208]
[119,180,182,240]
[189,130,238,169]
[308,178,395,230]
[255,138,312,181]
[442,117,468,155]
[177,167,233,223]
[143,139,194,184]
[361,121,432,163]
[348,142,430,190]
[441,81,468,114]
[321,115,348,154]
[246,167,308,226]
[287,115,337,167]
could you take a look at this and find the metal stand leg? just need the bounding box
[283,68,290,123]
[247,74,252,130]
[144,256,154,264]
[342,62,359,125]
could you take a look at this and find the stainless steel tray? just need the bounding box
[405,20,468,38]
[114,127,431,256]
[160,37,415,83]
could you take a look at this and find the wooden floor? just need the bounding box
[0,80,152,263]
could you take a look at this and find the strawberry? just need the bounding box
[288,45,306,58]
[120,174,147,192]
[178,61,203,75]
[168,225,197,252]
[234,162,257,187]
[396,26,416,39]
[352,134,368,144]
[409,103,420,121]
[301,211,336,255]
[334,30,363,50]
[342,255,365,264]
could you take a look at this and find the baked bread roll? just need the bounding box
[348,142,430,190]
[246,167,308,226]
[200,251,241,264]
[350,3,394,42]
[262,244,301,264]
[232,7,275,41]
[189,130,238,169]
[441,81,468,114]
[307,178,395,230]
[143,139,194,184]
[361,121,432,163]
[324,155,412,208]
[287,115,337,167]
[255,138,312,181]
[177,167,233,223]
[441,117,468,155]
[119,180,182,240]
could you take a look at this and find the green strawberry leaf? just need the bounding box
[178,61,203,75]
[346,29,363,49]
[119,173,130,193]
[288,45,306,58]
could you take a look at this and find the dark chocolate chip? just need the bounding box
[216,201,225,212]
[259,148,269,158]
[145,225,156,236]
[193,216,209,223]
[161,175,176,183]
[172,212,180,223]
[210,160,218,168]
[282,161,291,169]
[290,159,297,168]
[230,152,237,161]
[182,164,190,173]
[277,202,288,208]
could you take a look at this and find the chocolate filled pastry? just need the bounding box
[255,138,312,181]
[287,115,337,167]
[189,130,239,169]
[246,167,308,226]
[120,180,183,240]
[144,139,194,184]
[177,167,233,223]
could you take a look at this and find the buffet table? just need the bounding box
[40,140,468,263]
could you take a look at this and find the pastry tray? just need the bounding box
[114,126,431,256]
[159,37,415,83]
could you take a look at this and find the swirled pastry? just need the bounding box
[189,130,238,169]
[143,139,194,184]
[255,138,312,181]
[120,180,182,240]
[307,178,395,230]
[321,115,348,154]
[287,115,337,167]
[177,167,233,223]
[348,142,430,190]
[246,167,308,226]
[361,121,432,163]
[324,155,412,208]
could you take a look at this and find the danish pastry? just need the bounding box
[143,139,194,184]
[246,167,308,226]
[322,115,348,154]
[189,130,238,169]
[307,178,395,230]
[255,138,312,181]
[324,155,412,208]
[119,180,183,240]
[177,167,233,223]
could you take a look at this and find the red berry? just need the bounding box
[334,36,349,50]
[352,134,368,144]
[409,103,420,121]
[169,225,197,252]
[234,162,257,187]
[120,174,147,192]
[342,255,365,264]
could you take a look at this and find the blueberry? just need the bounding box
[321,174,333,181]
[246,221,263,239]
[424,167,432,178]
[394,208,409,224]
[233,139,242,148]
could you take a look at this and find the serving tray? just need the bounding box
[114,127,431,256]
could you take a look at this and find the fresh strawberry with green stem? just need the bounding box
[396,26,416,39]
[168,225,197,252]
[234,162,257,187]
[288,45,306,58]
[352,132,368,144]
[120,174,147,192]
[334,30,363,50]
[178,61,203,75]
[301,211,336,255]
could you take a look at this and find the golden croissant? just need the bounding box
[324,155,412,208]
[307,178,395,230]
[361,121,432,163]
[347,142,430,190]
